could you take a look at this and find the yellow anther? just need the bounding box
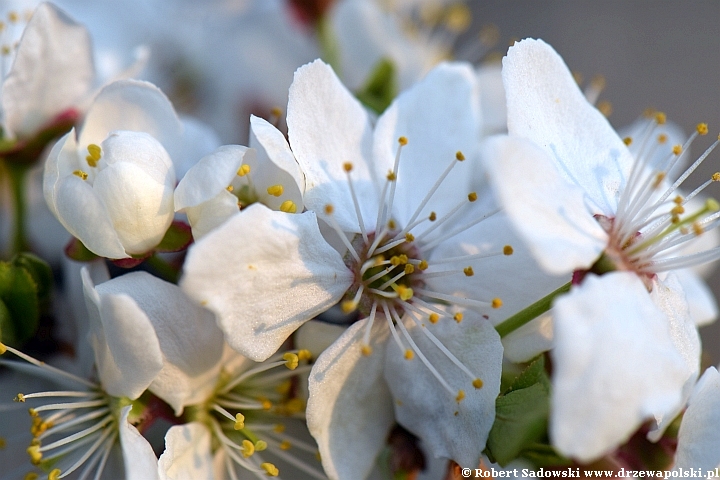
[672,144,682,155]
[503,245,514,256]
[405,233,415,242]
[226,185,234,192]
[27,445,42,464]
[261,463,279,476]
[341,300,357,313]
[479,23,500,46]
[234,413,245,430]
[276,380,292,395]
[271,107,283,118]
[48,470,61,480]
[391,254,408,266]
[455,151,465,161]
[255,440,268,452]
[652,172,666,188]
[387,219,396,230]
[24,473,38,480]
[429,313,439,324]
[398,136,408,146]
[572,71,583,85]
[361,344,373,356]
[418,260,429,270]
[463,266,474,277]
[237,164,251,176]
[404,349,414,360]
[453,312,463,323]
[73,170,88,180]
[85,144,102,167]
[680,226,689,235]
[0,342,5,354]
[279,200,297,213]
[655,112,667,125]
[597,101,613,117]
[0,21,4,32]
[0,45,9,56]
[674,195,684,204]
[280,440,292,450]
[241,439,255,457]
[429,212,437,221]
[283,352,299,370]
[8,11,19,23]
[397,285,414,301]
[492,298,503,309]
[713,173,720,182]
[693,222,704,236]
[374,255,386,266]
[697,123,709,135]
[267,184,284,197]
[298,349,312,361]
[0,437,5,449]
[671,215,680,225]
[444,3,471,32]
[706,198,720,212]
[623,137,633,146]
[473,378,484,389]
[285,398,304,415]
[28,408,38,417]
[643,108,656,118]
[273,423,286,433]
[404,264,415,275]
[15,393,25,402]
[343,162,353,172]
[324,204,334,215]
[456,390,466,402]
[261,399,272,410]
[671,205,685,216]
[316,451,322,461]
[468,192,478,202]
[591,74,606,91]
[387,171,397,181]
[657,134,668,144]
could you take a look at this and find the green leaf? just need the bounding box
[155,221,193,253]
[0,298,16,345]
[356,57,398,115]
[520,443,572,467]
[13,253,53,303]
[487,383,549,466]
[0,262,40,345]
[505,356,550,394]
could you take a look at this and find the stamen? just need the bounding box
[323,204,361,262]
[343,161,369,243]
[279,200,297,213]
[378,138,407,230]
[266,185,284,197]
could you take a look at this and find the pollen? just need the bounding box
[48,469,61,480]
[398,136,408,146]
[405,233,415,242]
[255,440,268,451]
[655,112,667,125]
[404,349,414,360]
[85,143,102,167]
[456,151,465,161]
[271,107,283,118]
[652,172,666,188]
[672,145,683,155]
[361,344,373,356]
[503,245,514,255]
[429,212,437,221]
[279,200,297,213]
[226,185,234,192]
[73,170,88,180]
[697,123,709,135]
[24,473,38,480]
[387,219,396,230]
[324,204,334,215]
[273,423,285,433]
[341,300,357,313]
[456,390,466,402]
[429,313,439,324]
[280,440,292,450]
[418,260,429,270]
[282,352,299,370]
[234,413,245,430]
[404,264,415,274]
[463,266,474,277]
[343,162,353,172]
[492,298,503,309]
[597,101,613,117]
[671,205,685,215]
[241,439,255,457]
[8,11,19,23]
[387,171,397,181]
[14,393,25,402]
[397,285,414,301]
[267,184,284,197]
[391,254,408,266]
[473,378,484,389]
[657,133,668,144]
[444,4,471,33]
[623,137,632,146]
[261,399,273,410]
[713,173,720,182]
[298,349,312,361]
[674,195,684,204]
[0,343,6,354]
[453,312,463,323]
[237,164,251,176]
[27,445,42,464]
[261,462,279,477]
[468,192,478,202]
[0,437,5,449]
[693,223,704,236]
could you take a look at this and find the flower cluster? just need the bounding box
[1,2,719,480]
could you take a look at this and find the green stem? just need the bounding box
[5,161,30,254]
[146,254,179,284]
[316,15,341,76]
[494,281,572,338]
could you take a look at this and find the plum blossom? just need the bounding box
[180,59,560,477]
[43,79,183,259]
[481,38,720,461]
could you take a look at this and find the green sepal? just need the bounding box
[0,260,40,346]
[12,252,53,303]
[64,237,100,262]
[504,355,551,394]
[155,221,193,253]
[0,298,15,345]
[520,443,572,467]
[356,57,398,115]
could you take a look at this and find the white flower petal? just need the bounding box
[119,406,161,480]
[97,272,225,414]
[185,190,240,240]
[175,116,223,180]
[502,314,554,364]
[373,62,480,228]
[43,130,79,220]
[482,135,607,275]
[550,272,689,462]
[307,318,395,480]
[384,312,502,469]
[477,63,506,136]
[675,367,720,472]
[287,59,378,232]
[503,38,634,216]
[159,423,215,480]
[174,145,253,211]
[78,79,182,153]
[82,268,163,399]
[673,268,718,327]
[180,203,353,361]
[2,3,93,138]
[296,320,347,359]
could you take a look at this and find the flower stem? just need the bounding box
[4,160,30,255]
[494,281,572,338]
[316,15,341,76]
[146,253,180,284]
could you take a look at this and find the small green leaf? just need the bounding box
[0,298,16,345]
[155,221,193,253]
[356,57,398,115]
[505,355,550,394]
[0,262,40,345]
[13,252,53,303]
[520,443,572,467]
[487,383,549,466]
